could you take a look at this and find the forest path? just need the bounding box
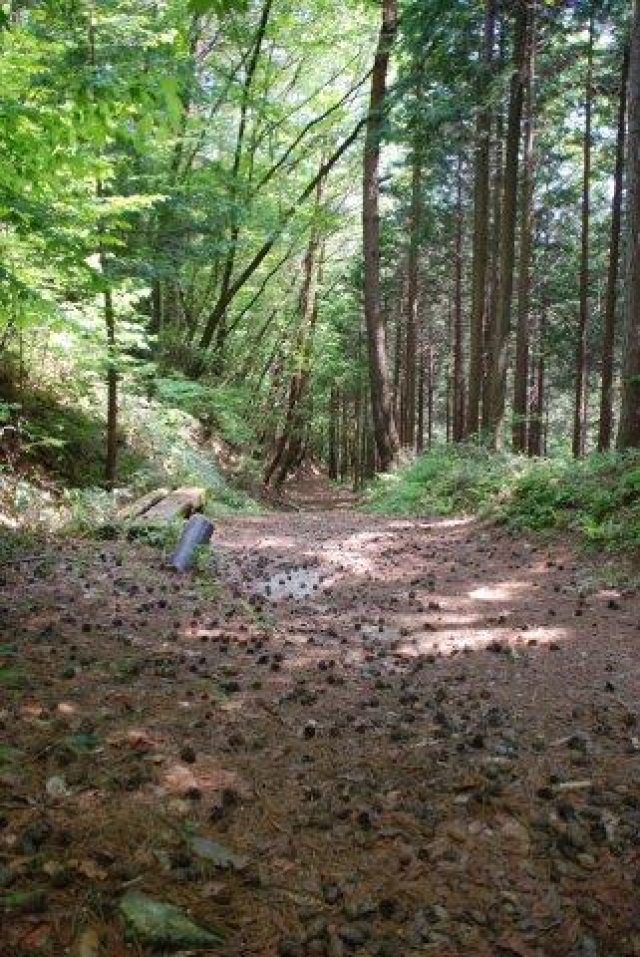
[273,474,363,512]
[3,510,640,956]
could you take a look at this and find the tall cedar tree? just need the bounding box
[484,0,527,446]
[618,0,640,448]
[363,0,400,470]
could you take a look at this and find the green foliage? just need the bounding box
[188,0,249,13]
[366,446,640,556]
[154,377,257,448]
[365,444,519,516]
[13,394,145,487]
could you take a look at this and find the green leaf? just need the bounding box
[120,892,224,948]
[188,0,248,15]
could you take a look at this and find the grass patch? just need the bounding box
[0,666,28,690]
[0,744,22,765]
[365,444,640,556]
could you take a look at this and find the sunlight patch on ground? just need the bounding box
[321,537,376,576]
[520,625,571,646]
[469,581,529,602]
[415,516,474,530]
[254,536,300,550]
[405,624,570,655]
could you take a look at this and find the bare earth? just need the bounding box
[2,488,640,956]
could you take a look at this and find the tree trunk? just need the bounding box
[328,387,338,480]
[482,16,507,433]
[619,1,640,448]
[417,350,425,453]
[263,183,325,488]
[402,69,424,450]
[484,0,527,447]
[89,15,118,489]
[452,155,465,442]
[104,284,118,489]
[512,2,536,453]
[340,392,349,482]
[573,12,594,458]
[598,44,629,451]
[363,0,400,471]
[528,307,545,457]
[446,304,452,443]
[466,0,496,437]
[393,305,403,423]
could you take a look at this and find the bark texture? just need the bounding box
[362,0,400,471]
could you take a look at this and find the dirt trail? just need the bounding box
[2,498,640,956]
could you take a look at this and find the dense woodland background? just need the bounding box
[2,0,640,542]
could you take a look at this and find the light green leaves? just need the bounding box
[188,0,249,16]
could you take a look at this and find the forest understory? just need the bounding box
[3,480,640,957]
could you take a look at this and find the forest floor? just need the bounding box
[2,481,640,956]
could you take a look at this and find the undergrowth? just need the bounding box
[365,444,640,556]
[0,371,262,535]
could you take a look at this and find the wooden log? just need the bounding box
[117,488,170,521]
[134,487,206,525]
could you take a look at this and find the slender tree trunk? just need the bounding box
[104,283,118,488]
[466,0,496,437]
[619,1,640,448]
[485,0,527,447]
[393,309,403,423]
[328,387,338,480]
[573,12,594,458]
[598,44,629,451]
[340,392,349,482]
[357,384,368,489]
[363,0,400,470]
[512,2,536,453]
[417,351,425,453]
[446,304,452,443]
[403,69,424,449]
[452,156,465,441]
[89,15,118,488]
[426,302,434,449]
[263,184,325,487]
[354,380,362,490]
[482,17,507,433]
[528,307,545,457]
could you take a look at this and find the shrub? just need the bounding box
[365,444,640,555]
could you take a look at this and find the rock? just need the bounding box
[46,775,72,798]
[120,891,224,949]
[573,934,599,957]
[322,883,343,905]
[338,923,370,947]
[343,898,377,920]
[189,836,248,871]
